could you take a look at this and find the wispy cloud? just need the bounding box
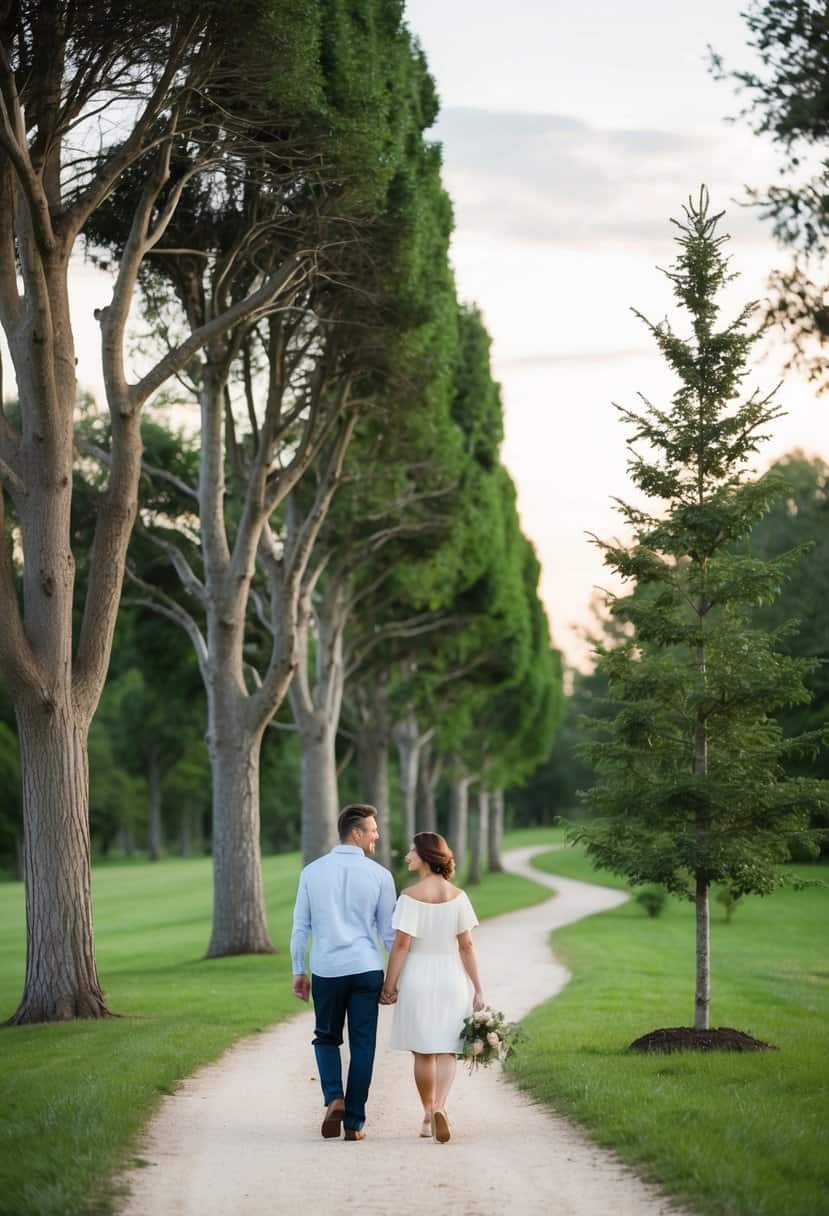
[432,107,769,250]
[496,348,651,369]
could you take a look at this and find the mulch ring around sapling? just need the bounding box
[628,1026,778,1053]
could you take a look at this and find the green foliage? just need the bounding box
[750,454,829,790]
[712,0,829,389]
[715,885,743,923]
[578,189,829,908]
[634,885,668,918]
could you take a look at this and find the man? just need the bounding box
[290,803,396,1141]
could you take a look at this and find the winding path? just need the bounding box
[118,847,688,1216]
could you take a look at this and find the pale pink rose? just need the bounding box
[472,1039,485,1055]
[486,1031,500,1047]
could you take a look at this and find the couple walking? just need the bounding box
[290,803,485,1144]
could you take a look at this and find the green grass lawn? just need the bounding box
[513,843,829,1216]
[0,851,548,1216]
[530,838,629,888]
[502,824,568,850]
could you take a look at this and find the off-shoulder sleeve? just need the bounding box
[392,894,420,937]
[456,891,479,934]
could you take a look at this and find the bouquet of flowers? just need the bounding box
[457,1006,519,1071]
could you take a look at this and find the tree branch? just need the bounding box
[122,571,209,678]
[136,523,206,604]
[0,42,55,251]
[130,254,308,409]
[0,489,42,694]
[59,23,197,243]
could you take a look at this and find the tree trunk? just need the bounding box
[694,586,709,1029]
[289,576,349,866]
[178,808,191,858]
[359,730,391,869]
[393,714,420,845]
[8,701,108,1023]
[488,789,504,873]
[416,737,440,833]
[448,772,471,875]
[298,725,340,865]
[694,874,710,1030]
[206,689,274,956]
[147,745,163,861]
[468,787,489,885]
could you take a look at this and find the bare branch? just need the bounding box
[60,23,198,243]
[346,614,457,679]
[130,254,308,409]
[140,458,199,503]
[136,524,206,604]
[0,42,55,251]
[122,571,208,677]
[0,489,43,694]
[0,455,26,498]
[0,161,21,328]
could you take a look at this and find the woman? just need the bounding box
[382,832,485,1143]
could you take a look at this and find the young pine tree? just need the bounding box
[578,188,828,1036]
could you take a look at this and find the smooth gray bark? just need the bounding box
[694,585,710,1030]
[448,772,471,876]
[351,675,392,868]
[468,787,489,885]
[147,745,163,861]
[206,696,272,956]
[393,714,421,845]
[488,789,505,873]
[416,737,441,833]
[358,729,392,870]
[298,726,340,865]
[289,576,348,865]
[694,875,710,1030]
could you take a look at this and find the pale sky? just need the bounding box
[405,0,828,668]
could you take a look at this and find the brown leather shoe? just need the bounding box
[344,1128,366,1141]
[432,1110,451,1143]
[321,1099,344,1139]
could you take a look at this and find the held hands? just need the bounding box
[472,989,486,1012]
[292,974,311,1002]
[379,987,398,1005]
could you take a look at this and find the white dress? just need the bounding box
[389,890,479,1054]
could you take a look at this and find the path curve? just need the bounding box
[117,847,688,1216]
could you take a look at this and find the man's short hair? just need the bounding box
[338,803,377,841]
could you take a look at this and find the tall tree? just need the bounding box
[0,1,315,1022]
[97,4,438,951]
[712,0,829,389]
[578,189,829,1032]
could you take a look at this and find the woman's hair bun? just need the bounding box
[412,832,455,879]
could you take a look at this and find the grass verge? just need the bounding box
[512,844,829,1216]
[0,851,547,1216]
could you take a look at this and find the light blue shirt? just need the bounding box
[290,845,397,978]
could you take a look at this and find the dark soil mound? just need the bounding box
[628,1026,777,1054]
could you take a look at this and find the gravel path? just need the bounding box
[117,846,689,1216]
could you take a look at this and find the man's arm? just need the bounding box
[290,872,312,1000]
[376,869,397,953]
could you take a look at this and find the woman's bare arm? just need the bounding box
[458,930,485,1010]
[382,930,412,1000]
